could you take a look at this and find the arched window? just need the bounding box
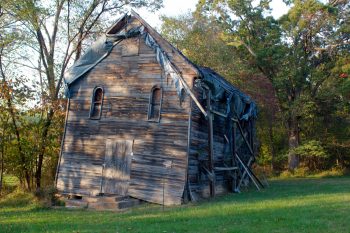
[148,86,162,122]
[90,87,104,120]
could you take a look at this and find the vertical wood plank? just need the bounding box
[206,90,215,197]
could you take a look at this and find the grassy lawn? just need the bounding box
[0,177,350,233]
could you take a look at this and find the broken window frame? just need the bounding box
[89,86,104,120]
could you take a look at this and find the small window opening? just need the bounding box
[148,86,162,122]
[90,87,104,120]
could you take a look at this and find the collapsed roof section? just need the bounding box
[197,67,257,121]
[63,10,257,121]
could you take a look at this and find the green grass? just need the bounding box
[1,177,350,233]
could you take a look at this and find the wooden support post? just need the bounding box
[206,89,215,197]
[232,121,236,162]
[232,121,237,192]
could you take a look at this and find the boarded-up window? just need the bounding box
[90,87,104,119]
[148,86,162,122]
[121,38,139,56]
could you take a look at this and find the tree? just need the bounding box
[0,4,35,189]
[160,0,350,171]
[161,11,283,170]
[191,0,349,170]
[0,110,10,195]
[161,13,248,86]
[2,0,163,189]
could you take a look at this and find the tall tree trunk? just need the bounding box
[35,108,54,189]
[287,114,300,170]
[9,104,31,190]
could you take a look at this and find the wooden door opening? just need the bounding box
[101,139,133,196]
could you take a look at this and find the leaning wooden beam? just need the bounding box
[211,109,228,118]
[211,109,237,121]
[235,153,261,191]
[237,157,253,189]
[247,165,264,188]
[235,118,255,157]
[201,164,215,182]
[178,75,207,117]
[237,155,264,190]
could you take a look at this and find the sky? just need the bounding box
[137,0,290,28]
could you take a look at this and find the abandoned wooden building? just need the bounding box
[55,11,261,207]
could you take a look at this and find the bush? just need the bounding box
[292,140,329,171]
[34,186,60,207]
[0,188,38,208]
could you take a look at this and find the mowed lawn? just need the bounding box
[0,177,350,233]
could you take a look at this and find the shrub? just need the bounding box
[292,140,329,171]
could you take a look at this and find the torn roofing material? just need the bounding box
[63,14,129,87]
[197,67,257,121]
[63,10,257,121]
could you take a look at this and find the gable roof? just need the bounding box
[64,13,134,86]
[63,10,257,121]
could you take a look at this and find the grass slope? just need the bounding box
[0,177,350,233]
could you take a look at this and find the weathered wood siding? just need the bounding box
[188,85,232,198]
[56,22,197,205]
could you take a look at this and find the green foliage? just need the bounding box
[160,0,350,172]
[160,13,249,87]
[293,140,327,159]
[257,144,272,165]
[279,167,346,178]
[290,140,329,171]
